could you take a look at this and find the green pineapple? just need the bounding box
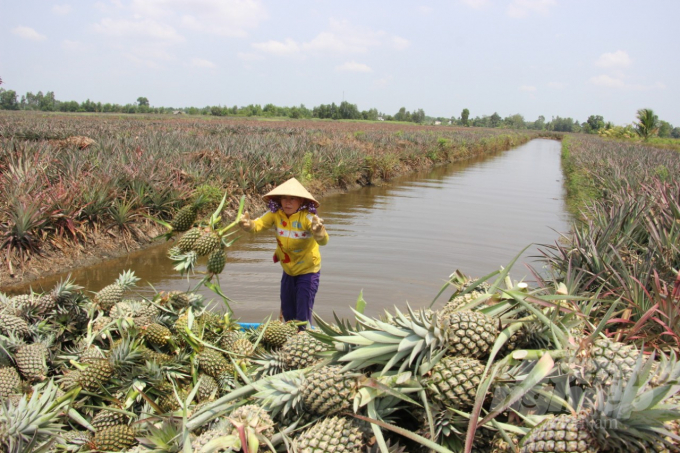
[76,357,115,391]
[15,342,49,382]
[143,323,172,348]
[91,406,128,432]
[177,227,202,252]
[196,348,232,379]
[293,416,364,453]
[192,229,220,256]
[280,330,329,370]
[206,247,226,275]
[170,197,205,232]
[426,356,485,409]
[31,277,82,317]
[577,337,640,387]
[300,365,361,416]
[94,270,140,312]
[91,424,137,451]
[316,305,497,374]
[0,311,30,337]
[259,320,298,348]
[520,353,680,453]
[440,310,498,358]
[194,374,219,402]
[0,366,22,398]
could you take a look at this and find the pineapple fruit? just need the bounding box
[94,270,140,312]
[293,416,364,453]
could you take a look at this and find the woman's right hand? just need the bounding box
[239,211,254,231]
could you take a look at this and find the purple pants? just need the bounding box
[280,271,320,329]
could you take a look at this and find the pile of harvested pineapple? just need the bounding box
[0,196,678,452]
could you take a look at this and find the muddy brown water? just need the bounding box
[5,139,570,323]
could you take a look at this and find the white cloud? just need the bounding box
[302,19,383,54]
[519,85,537,92]
[590,74,626,89]
[252,38,301,56]
[92,18,184,42]
[61,40,92,52]
[392,36,410,50]
[595,50,632,69]
[237,52,264,61]
[12,26,47,41]
[130,0,267,37]
[548,81,565,89]
[590,75,666,91]
[191,58,216,68]
[507,0,556,18]
[336,61,373,73]
[52,4,72,15]
[374,76,392,88]
[460,0,489,8]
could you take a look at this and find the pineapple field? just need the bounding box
[0,111,679,452]
[0,111,544,288]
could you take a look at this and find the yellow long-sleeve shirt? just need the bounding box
[249,209,329,276]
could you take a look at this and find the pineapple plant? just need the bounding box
[94,270,140,312]
[293,416,364,453]
[575,337,641,387]
[300,365,362,416]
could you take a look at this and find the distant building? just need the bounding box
[434,121,442,125]
[377,116,385,121]
[173,110,184,115]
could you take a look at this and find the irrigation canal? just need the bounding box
[10,138,571,322]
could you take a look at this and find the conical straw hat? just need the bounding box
[263,177,319,207]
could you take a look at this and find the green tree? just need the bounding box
[586,115,605,133]
[461,108,470,126]
[658,120,673,138]
[489,112,501,127]
[671,127,680,139]
[137,97,149,107]
[0,89,19,110]
[634,108,659,140]
[504,113,525,129]
[412,108,425,124]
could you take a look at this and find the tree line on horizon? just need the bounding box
[0,84,678,138]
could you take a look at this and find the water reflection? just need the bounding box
[4,139,570,323]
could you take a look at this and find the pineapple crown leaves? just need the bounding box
[331,305,447,374]
[0,380,76,452]
[114,269,141,290]
[584,351,680,450]
[252,369,306,418]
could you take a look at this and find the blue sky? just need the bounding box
[2,0,678,126]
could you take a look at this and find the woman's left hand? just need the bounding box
[311,215,326,239]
